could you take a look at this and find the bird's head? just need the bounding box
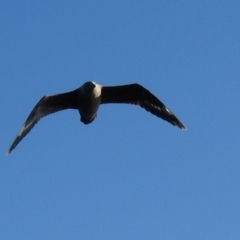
[79,81,101,98]
[82,81,96,92]
[84,81,96,89]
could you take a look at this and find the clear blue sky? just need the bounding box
[1,1,240,239]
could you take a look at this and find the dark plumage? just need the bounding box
[7,81,185,154]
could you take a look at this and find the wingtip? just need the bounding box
[180,124,186,130]
[6,150,10,156]
[180,125,186,130]
[174,121,186,130]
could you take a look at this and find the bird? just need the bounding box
[7,81,185,154]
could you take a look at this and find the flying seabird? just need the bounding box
[7,81,185,154]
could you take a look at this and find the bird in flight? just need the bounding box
[7,81,185,154]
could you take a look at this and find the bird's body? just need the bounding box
[7,81,185,154]
[77,82,102,124]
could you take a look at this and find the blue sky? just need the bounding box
[1,1,240,239]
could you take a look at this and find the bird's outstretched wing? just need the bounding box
[100,83,185,129]
[7,89,78,154]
